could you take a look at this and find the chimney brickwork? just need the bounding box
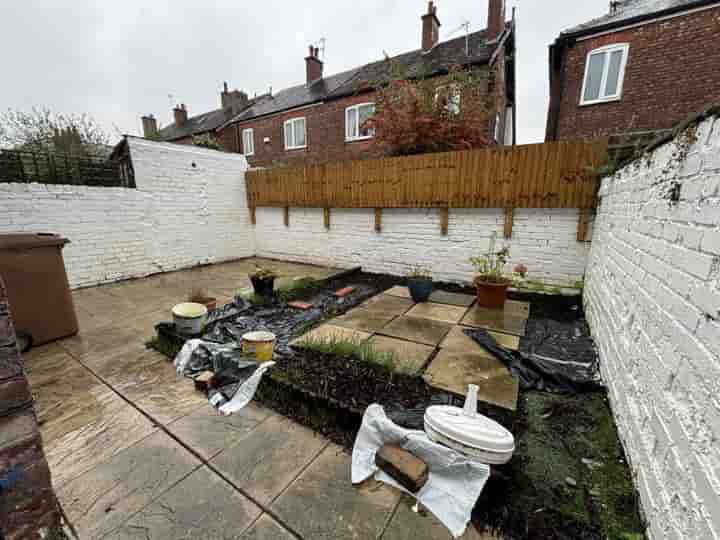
[305,46,323,84]
[421,1,441,52]
[487,0,507,41]
[173,104,188,127]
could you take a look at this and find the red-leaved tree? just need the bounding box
[364,64,493,157]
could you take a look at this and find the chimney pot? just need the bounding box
[421,1,441,52]
[487,0,507,42]
[173,104,188,127]
[141,114,158,138]
[305,44,323,84]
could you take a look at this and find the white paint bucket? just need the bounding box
[172,302,208,335]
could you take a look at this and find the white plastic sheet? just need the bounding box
[218,361,276,415]
[352,405,491,539]
[174,339,204,374]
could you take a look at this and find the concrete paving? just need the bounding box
[366,335,435,375]
[23,259,505,539]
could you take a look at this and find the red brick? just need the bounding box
[287,301,313,310]
[334,286,356,298]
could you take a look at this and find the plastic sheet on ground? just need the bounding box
[464,327,602,394]
[352,404,490,539]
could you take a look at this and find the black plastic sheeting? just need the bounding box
[464,324,602,394]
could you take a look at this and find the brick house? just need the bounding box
[221,1,516,167]
[546,0,720,152]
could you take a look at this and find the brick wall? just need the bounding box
[0,278,61,539]
[584,114,720,539]
[254,207,590,286]
[226,68,495,168]
[0,138,254,288]
[551,6,720,140]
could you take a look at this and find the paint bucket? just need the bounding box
[172,303,208,335]
[242,331,276,362]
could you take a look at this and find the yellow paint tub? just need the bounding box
[242,331,276,362]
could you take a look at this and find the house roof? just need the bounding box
[560,0,719,37]
[157,107,236,141]
[225,26,508,127]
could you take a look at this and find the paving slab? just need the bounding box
[24,347,157,488]
[57,431,201,539]
[211,414,328,505]
[241,514,296,540]
[428,290,476,307]
[378,316,452,346]
[105,467,262,539]
[272,444,401,540]
[460,301,529,337]
[59,322,147,360]
[424,350,518,410]
[366,335,435,375]
[332,307,398,333]
[440,325,520,351]
[290,324,372,348]
[406,302,469,324]
[362,293,415,315]
[382,494,501,540]
[167,403,273,460]
[384,285,413,299]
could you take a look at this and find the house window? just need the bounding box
[242,128,254,156]
[345,103,375,141]
[435,85,461,115]
[580,44,629,105]
[284,117,307,150]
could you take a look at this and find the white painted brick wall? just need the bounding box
[254,207,590,286]
[585,115,720,539]
[0,138,254,288]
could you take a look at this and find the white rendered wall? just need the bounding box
[584,115,720,539]
[0,138,254,288]
[254,207,591,286]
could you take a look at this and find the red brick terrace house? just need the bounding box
[221,1,516,167]
[546,0,720,155]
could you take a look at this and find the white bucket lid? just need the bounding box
[424,405,515,454]
[172,302,208,318]
[242,331,276,342]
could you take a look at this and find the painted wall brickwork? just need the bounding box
[584,114,720,539]
[553,7,720,140]
[0,278,61,539]
[0,138,254,288]
[254,207,590,286]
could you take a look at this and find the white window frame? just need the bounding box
[434,84,461,115]
[580,43,630,106]
[345,103,376,142]
[242,128,254,156]
[284,117,307,150]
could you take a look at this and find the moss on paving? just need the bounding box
[475,391,644,540]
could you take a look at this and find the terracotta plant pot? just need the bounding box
[475,279,510,309]
[188,296,217,311]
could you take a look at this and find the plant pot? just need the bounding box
[408,278,433,303]
[475,279,510,309]
[250,275,276,297]
[198,297,217,311]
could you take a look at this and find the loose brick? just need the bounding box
[334,286,356,298]
[287,300,313,310]
[375,444,429,493]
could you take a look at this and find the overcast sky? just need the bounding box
[0,1,608,145]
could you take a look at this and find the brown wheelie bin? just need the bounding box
[0,233,79,348]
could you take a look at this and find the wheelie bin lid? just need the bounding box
[0,233,70,249]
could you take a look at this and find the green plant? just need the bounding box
[407,265,432,280]
[191,133,224,151]
[469,246,512,284]
[295,335,402,373]
[250,266,277,279]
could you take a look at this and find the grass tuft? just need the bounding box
[295,334,402,373]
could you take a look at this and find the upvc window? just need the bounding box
[242,128,254,156]
[284,117,307,150]
[345,103,375,141]
[435,84,461,115]
[580,44,629,105]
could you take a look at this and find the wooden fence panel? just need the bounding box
[246,140,607,211]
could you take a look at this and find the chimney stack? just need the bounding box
[173,104,188,127]
[221,81,249,114]
[487,0,507,42]
[141,115,158,138]
[421,1,441,52]
[305,45,323,84]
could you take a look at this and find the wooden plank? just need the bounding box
[324,207,331,229]
[577,208,591,242]
[250,206,256,225]
[504,208,514,239]
[284,206,289,227]
[374,208,382,233]
[440,208,449,236]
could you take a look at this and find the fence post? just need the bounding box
[504,208,514,238]
[374,208,382,233]
[440,208,449,236]
[284,207,290,227]
[323,208,331,230]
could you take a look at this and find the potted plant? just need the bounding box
[188,287,217,311]
[469,247,519,309]
[249,266,277,297]
[407,266,433,303]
